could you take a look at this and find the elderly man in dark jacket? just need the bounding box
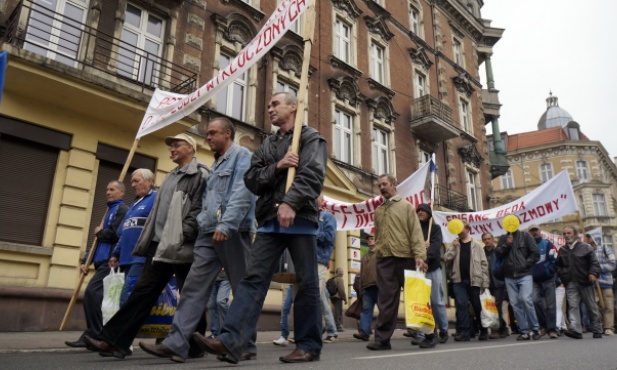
[194,92,327,364]
[556,226,603,339]
[495,216,540,341]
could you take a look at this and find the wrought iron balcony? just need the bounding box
[434,184,473,213]
[409,94,460,144]
[4,0,197,94]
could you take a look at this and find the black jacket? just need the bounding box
[244,126,327,226]
[495,230,539,279]
[556,240,600,287]
[420,220,443,272]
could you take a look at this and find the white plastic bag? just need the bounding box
[102,268,124,324]
[480,289,499,329]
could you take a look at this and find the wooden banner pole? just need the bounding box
[59,139,140,330]
[285,0,316,191]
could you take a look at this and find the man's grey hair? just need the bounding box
[132,168,155,187]
[378,174,397,184]
[273,91,298,105]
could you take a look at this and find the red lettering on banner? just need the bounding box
[517,199,560,223]
[352,203,366,214]
[140,115,154,130]
[354,213,374,229]
[445,213,489,222]
[237,50,246,68]
[339,205,352,215]
[496,201,526,218]
[157,96,182,109]
[255,33,264,55]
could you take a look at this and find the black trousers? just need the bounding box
[79,262,110,341]
[98,248,202,353]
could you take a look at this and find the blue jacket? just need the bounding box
[594,243,616,289]
[197,143,256,236]
[532,237,557,282]
[316,211,336,266]
[85,199,127,266]
[112,190,157,267]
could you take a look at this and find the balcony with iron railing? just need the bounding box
[3,0,197,94]
[434,184,473,213]
[409,94,461,144]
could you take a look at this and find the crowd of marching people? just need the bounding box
[351,214,616,349]
[64,92,616,365]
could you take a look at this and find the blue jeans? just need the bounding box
[532,278,556,332]
[452,281,485,336]
[280,284,293,339]
[217,232,322,360]
[417,268,449,339]
[360,286,378,336]
[208,279,231,336]
[120,263,144,307]
[505,275,539,334]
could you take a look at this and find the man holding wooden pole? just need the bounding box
[193,92,327,364]
[65,181,127,349]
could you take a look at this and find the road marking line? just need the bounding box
[354,341,555,360]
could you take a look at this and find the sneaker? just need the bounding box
[324,335,338,343]
[478,333,489,341]
[454,334,470,342]
[353,333,370,341]
[288,337,295,343]
[563,330,583,339]
[439,331,449,344]
[273,336,289,346]
[531,331,541,340]
[366,341,391,350]
[516,333,530,341]
[593,332,603,339]
[539,328,547,337]
[604,329,615,336]
[549,332,559,339]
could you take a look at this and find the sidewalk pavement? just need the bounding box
[0,327,373,354]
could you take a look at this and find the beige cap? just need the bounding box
[527,224,540,231]
[164,133,196,151]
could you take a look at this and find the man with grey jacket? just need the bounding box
[139,118,257,363]
[85,133,209,359]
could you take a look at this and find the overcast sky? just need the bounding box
[481,0,617,160]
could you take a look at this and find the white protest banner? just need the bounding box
[323,161,432,231]
[433,170,577,242]
[136,0,310,139]
[540,230,566,249]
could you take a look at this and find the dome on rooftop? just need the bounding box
[537,93,573,130]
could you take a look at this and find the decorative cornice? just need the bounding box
[458,144,484,168]
[366,78,395,99]
[329,55,363,80]
[221,0,266,22]
[211,13,257,46]
[332,0,363,19]
[328,76,364,107]
[364,15,394,41]
[452,72,475,97]
[364,0,391,18]
[366,96,399,124]
[408,47,433,70]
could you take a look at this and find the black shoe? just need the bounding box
[593,333,603,339]
[478,333,489,341]
[65,340,87,348]
[563,330,583,339]
[439,331,449,344]
[419,335,437,349]
[531,331,541,340]
[353,333,370,341]
[454,334,470,342]
[411,336,423,345]
[403,329,417,338]
[366,341,391,350]
[516,333,530,341]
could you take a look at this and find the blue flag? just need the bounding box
[0,51,8,108]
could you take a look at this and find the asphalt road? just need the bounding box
[3,334,617,370]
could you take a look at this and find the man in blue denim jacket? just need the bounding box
[140,117,256,363]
